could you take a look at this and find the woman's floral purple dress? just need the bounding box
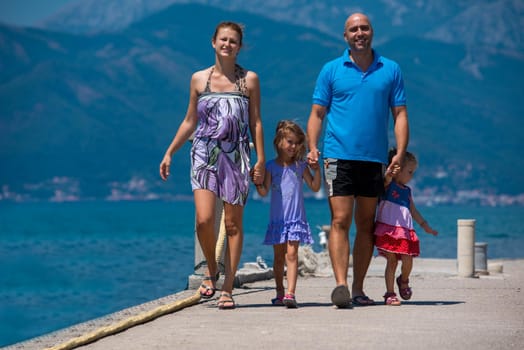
[190,65,251,205]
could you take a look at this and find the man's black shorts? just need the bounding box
[323,158,385,197]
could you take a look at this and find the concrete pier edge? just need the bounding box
[3,256,522,350]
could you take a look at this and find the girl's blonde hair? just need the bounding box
[273,120,307,161]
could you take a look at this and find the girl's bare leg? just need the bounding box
[397,254,413,300]
[400,255,413,281]
[385,252,398,294]
[273,244,286,297]
[285,241,300,295]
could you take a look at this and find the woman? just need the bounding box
[159,22,265,310]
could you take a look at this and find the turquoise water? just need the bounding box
[1,200,522,346]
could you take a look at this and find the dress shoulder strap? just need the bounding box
[234,64,248,95]
[204,66,214,93]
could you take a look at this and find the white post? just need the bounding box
[457,219,476,277]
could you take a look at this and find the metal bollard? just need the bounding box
[317,225,330,251]
[475,242,489,275]
[457,219,476,277]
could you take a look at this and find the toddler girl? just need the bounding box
[374,149,438,305]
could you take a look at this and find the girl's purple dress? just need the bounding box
[190,65,251,205]
[263,160,314,245]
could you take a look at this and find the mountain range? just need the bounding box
[40,0,524,56]
[1,0,523,203]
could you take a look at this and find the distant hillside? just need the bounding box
[40,0,524,73]
[0,4,344,198]
[41,0,524,53]
[1,3,523,202]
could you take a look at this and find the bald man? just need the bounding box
[306,13,409,308]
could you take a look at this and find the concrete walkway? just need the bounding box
[5,257,524,350]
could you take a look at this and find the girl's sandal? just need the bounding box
[271,295,284,306]
[396,276,412,300]
[283,293,298,308]
[384,292,401,306]
[217,292,235,310]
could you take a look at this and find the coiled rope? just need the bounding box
[45,206,227,350]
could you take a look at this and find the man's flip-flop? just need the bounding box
[331,285,352,308]
[352,295,375,306]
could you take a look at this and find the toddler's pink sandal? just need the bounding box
[384,292,401,306]
[396,276,413,300]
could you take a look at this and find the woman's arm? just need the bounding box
[159,72,201,180]
[246,70,265,185]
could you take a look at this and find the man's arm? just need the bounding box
[389,105,409,172]
[306,104,326,165]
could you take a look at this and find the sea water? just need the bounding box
[1,200,523,346]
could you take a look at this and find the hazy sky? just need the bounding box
[0,0,75,26]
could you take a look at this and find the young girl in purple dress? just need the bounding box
[255,120,321,308]
[374,149,438,305]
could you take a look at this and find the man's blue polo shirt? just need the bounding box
[312,48,406,164]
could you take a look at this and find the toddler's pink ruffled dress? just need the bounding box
[374,181,420,259]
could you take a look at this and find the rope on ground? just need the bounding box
[215,203,227,266]
[44,291,201,350]
[45,206,228,350]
